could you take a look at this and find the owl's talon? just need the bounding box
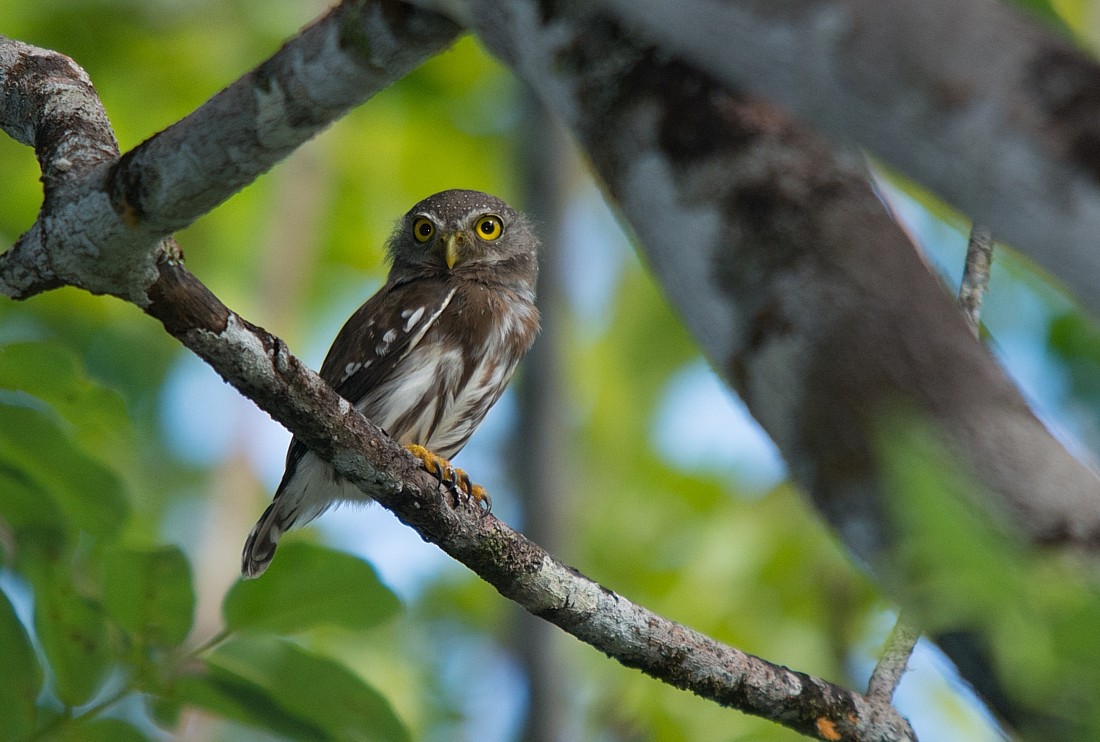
[404,444,490,512]
[455,468,492,515]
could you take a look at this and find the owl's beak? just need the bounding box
[441,232,463,269]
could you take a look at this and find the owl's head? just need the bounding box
[388,190,538,289]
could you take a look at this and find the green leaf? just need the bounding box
[877,410,1100,734]
[0,341,132,455]
[0,403,129,542]
[0,587,43,740]
[32,567,111,706]
[166,672,327,741]
[0,463,67,542]
[206,636,409,742]
[103,545,195,648]
[55,718,151,742]
[876,411,1023,627]
[222,542,400,634]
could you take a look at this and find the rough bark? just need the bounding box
[458,0,1100,563]
[0,1,459,302]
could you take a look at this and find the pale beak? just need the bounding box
[442,232,462,269]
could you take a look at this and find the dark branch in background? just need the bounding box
[0,9,916,742]
[598,0,1100,320]
[511,95,573,740]
[454,0,1100,732]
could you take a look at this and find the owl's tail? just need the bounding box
[241,501,293,579]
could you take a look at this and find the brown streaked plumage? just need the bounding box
[242,190,539,578]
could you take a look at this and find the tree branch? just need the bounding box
[596,0,1100,319]
[143,257,915,741]
[108,0,459,237]
[958,225,994,339]
[455,0,1100,565]
[866,618,920,704]
[450,0,1100,730]
[0,0,459,302]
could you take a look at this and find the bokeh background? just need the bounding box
[4,1,1100,740]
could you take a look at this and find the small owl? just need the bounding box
[242,189,540,578]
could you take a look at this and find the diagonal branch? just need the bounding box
[448,0,1100,730]
[107,0,459,237]
[596,0,1100,318]
[144,256,916,742]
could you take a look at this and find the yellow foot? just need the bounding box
[404,444,492,514]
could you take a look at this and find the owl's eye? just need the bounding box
[474,215,504,241]
[412,217,435,243]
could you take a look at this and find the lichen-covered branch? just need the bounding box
[958,225,994,339]
[0,0,458,302]
[142,258,915,742]
[108,0,459,237]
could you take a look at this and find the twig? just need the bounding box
[958,224,994,338]
[866,616,921,702]
[864,225,995,703]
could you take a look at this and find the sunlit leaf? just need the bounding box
[223,542,400,634]
[0,587,42,740]
[206,636,409,742]
[876,413,1020,627]
[103,545,195,648]
[0,341,131,454]
[877,411,1100,736]
[0,404,128,541]
[1011,0,1078,35]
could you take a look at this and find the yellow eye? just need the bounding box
[412,217,435,243]
[474,215,503,241]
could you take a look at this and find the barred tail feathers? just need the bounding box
[241,501,292,579]
[241,450,352,578]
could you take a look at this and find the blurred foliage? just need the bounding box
[1050,311,1100,403]
[878,412,1100,738]
[3,1,1100,741]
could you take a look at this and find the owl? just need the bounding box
[242,189,540,578]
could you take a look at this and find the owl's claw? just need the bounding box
[454,468,491,514]
[404,444,492,514]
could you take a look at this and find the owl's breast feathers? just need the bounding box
[304,268,536,461]
[355,274,537,458]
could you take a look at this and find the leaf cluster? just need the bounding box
[0,342,407,741]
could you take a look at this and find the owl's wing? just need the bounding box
[278,277,456,481]
[320,277,457,405]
